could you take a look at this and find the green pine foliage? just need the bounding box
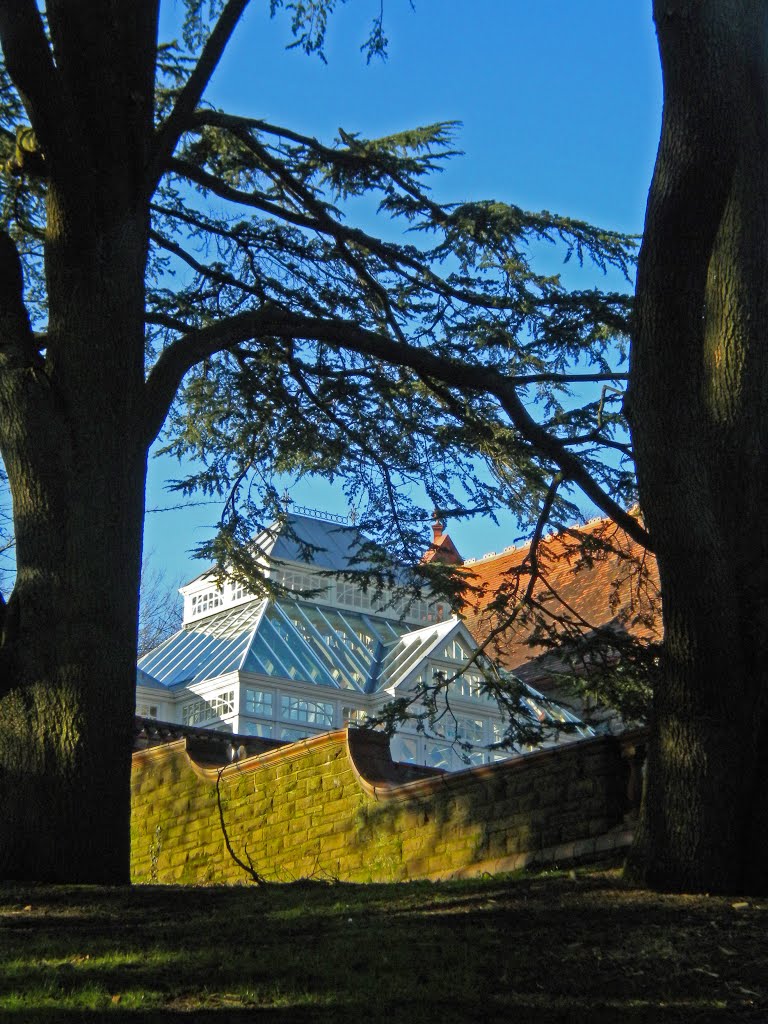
[0,1,651,731]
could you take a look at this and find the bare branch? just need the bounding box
[216,765,267,885]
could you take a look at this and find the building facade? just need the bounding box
[137,512,590,771]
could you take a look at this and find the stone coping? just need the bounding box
[349,726,647,802]
[133,720,648,807]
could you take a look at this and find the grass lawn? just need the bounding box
[0,865,766,1022]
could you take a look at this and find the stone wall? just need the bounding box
[130,727,644,885]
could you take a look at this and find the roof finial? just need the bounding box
[280,488,292,515]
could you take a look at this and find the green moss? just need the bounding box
[131,733,631,885]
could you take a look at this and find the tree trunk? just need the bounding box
[0,455,147,883]
[0,187,150,880]
[627,0,768,893]
[0,3,158,882]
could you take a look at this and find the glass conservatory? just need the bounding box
[137,512,590,771]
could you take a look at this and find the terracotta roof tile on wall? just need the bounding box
[460,518,661,694]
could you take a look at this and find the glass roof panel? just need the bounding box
[284,610,351,684]
[275,599,415,693]
[241,632,276,676]
[519,680,590,730]
[271,601,370,691]
[260,608,340,687]
[192,599,267,639]
[301,605,373,687]
[136,668,166,691]
[138,598,267,687]
[380,627,442,688]
[362,613,405,646]
[138,629,248,687]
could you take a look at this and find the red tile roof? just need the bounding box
[458,518,661,693]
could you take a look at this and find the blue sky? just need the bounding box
[145,1,663,586]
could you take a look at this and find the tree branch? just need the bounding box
[514,371,629,386]
[190,109,337,151]
[216,765,267,885]
[0,1,65,160]
[142,306,652,550]
[143,304,279,442]
[149,0,251,190]
[170,121,568,314]
[149,228,265,300]
[145,311,190,334]
[166,156,322,232]
[492,385,646,548]
[0,230,42,372]
[464,475,564,664]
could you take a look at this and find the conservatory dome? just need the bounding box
[137,511,590,771]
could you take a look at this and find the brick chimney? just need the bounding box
[422,511,463,565]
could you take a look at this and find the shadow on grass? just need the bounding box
[0,1008,758,1023]
[0,872,766,1022]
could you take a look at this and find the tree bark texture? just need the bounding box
[0,2,159,882]
[627,0,768,893]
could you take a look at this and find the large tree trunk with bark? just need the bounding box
[627,0,768,893]
[0,3,158,882]
[0,438,147,883]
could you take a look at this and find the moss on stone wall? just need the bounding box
[131,727,637,885]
